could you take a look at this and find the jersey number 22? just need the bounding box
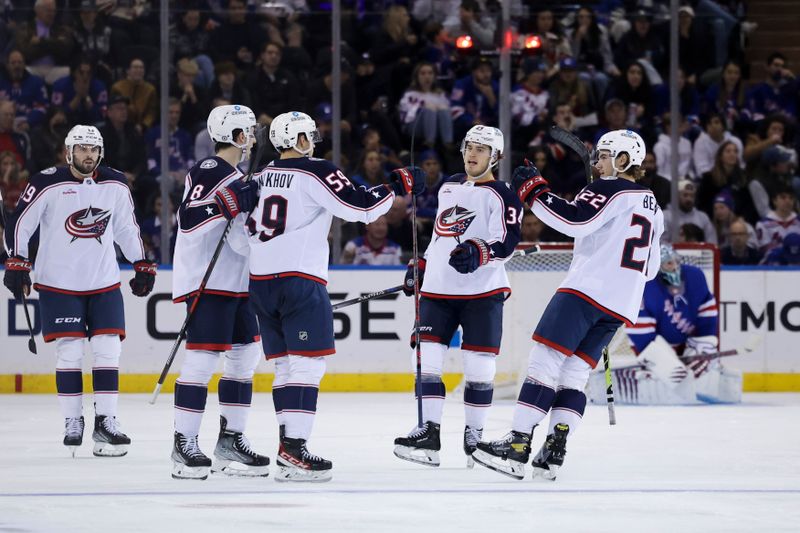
[621,214,652,273]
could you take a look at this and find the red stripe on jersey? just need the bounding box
[628,322,655,329]
[281,166,394,212]
[35,282,121,295]
[535,189,649,227]
[532,334,573,357]
[44,331,87,343]
[420,287,510,300]
[556,288,633,326]
[574,350,598,368]
[90,328,126,340]
[173,288,249,303]
[249,271,328,286]
[186,342,231,351]
[461,343,500,355]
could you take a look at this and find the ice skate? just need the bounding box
[393,421,441,467]
[275,436,332,482]
[212,416,270,477]
[463,426,482,468]
[531,423,569,481]
[471,429,533,480]
[63,416,85,457]
[172,432,212,480]
[92,415,130,457]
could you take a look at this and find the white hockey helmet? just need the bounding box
[207,104,257,149]
[596,129,645,174]
[65,125,103,167]
[460,125,504,168]
[269,111,322,155]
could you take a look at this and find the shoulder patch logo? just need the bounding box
[41,167,57,175]
[64,205,112,243]
[435,204,476,237]
[200,159,218,169]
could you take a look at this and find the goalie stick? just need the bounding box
[330,245,542,311]
[149,125,268,404]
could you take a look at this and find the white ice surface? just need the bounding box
[1,393,799,532]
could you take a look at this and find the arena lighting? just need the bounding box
[524,34,542,49]
[455,34,474,49]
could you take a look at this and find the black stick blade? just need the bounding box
[28,337,37,354]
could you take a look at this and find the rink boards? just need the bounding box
[0,266,798,392]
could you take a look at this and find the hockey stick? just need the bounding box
[0,188,37,354]
[149,125,268,404]
[681,334,762,363]
[331,245,542,311]
[602,346,615,425]
[550,126,593,183]
[409,113,424,428]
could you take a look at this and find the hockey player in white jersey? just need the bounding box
[3,125,156,457]
[472,129,664,480]
[170,105,269,480]
[392,125,524,468]
[215,111,425,481]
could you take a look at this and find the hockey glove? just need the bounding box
[389,166,426,197]
[215,179,259,219]
[3,256,32,299]
[512,160,550,206]
[129,260,157,297]
[402,257,426,296]
[448,238,491,274]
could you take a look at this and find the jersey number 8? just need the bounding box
[247,195,288,242]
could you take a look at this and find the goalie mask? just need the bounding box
[65,125,103,174]
[659,244,682,288]
[595,129,645,175]
[269,111,322,155]
[207,104,257,162]
[461,125,504,175]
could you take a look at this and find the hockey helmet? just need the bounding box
[659,244,682,287]
[269,111,322,155]
[460,125,504,168]
[207,104,256,148]
[595,129,645,174]
[65,125,103,168]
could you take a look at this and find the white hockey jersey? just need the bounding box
[172,156,249,302]
[4,165,144,293]
[422,175,523,298]
[532,176,664,325]
[244,156,396,284]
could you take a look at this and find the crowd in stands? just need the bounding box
[0,0,798,267]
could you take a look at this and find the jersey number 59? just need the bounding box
[247,195,288,242]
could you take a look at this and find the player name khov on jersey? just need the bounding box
[255,171,294,188]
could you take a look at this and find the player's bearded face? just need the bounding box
[463,142,491,177]
[72,145,101,174]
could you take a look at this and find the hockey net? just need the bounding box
[487,242,720,398]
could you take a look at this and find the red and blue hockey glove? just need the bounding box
[129,260,157,297]
[512,160,550,206]
[3,256,32,299]
[402,256,426,296]
[448,238,490,274]
[389,166,426,197]
[215,179,259,219]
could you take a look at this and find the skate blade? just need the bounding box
[466,455,475,469]
[92,442,128,457]
[66,445,79,458]
[393,445,440,467]
[274,461,332,483]
[172,461,210,480]
[532,464,559,481]
[212,458,270,477]
[471,449,525,480]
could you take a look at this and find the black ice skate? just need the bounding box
[92,415,130,457]
[463,426,482,468]
[63,416,85,457]
[212,416,270,477]
[276,436,332,483]
[471,428,534,480]
[393,421,441,467]
[171,432,212,480]
[531,423,570,481]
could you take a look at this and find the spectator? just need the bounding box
[207,61,252,111]
[100,94,146,191]
[696,140,754,221]
[0,100,29,168]
[354,52,401,153]
[664,180,717,244]
[451,57,498,139]
[750,145,800,218]
[675,5,713,84]
[107,0,152,49]
[755,186,800,255]
[51,56,108,125]
[398,61,453,148]
[653,113,693,181]
[71,0,115,84]
[762,233,800,266]
[139,193,175,264]
[606,61,654,134]
[639,152,671,209]
[594,98,635,143]
[721,218,762,265]
[702,60,748,135]
[210,0,264,69]
[712,191,756,248]
[246,42,301,126]
[521,210,544,243]
[511,58,549,150]
[565,5,619,97]
[653,67,700,120]
[547,57,597,130]
[677,223,706,243]
[170,7,214,88]
[28,105,68,171]
[350,149,387,188]
[370,4,421,68]
[692,113,743,177]
[281,22,314,85]
[442,0,496,50]
[0,149,29,211]
[110,57,158,131]
[530,8,571,76]
[14,0,75,76]
[385,195,414,253]
[341,216,402,265]
[411,0,455,25]
[415,149,446,221]
[421,21,457,90]
[745,52,797,122]
[743,114,793,168]
[0,49,49,128]
[144,97,195,190]
[306,57,358,137]
[614,9,666,74]
[169,58,208,135]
